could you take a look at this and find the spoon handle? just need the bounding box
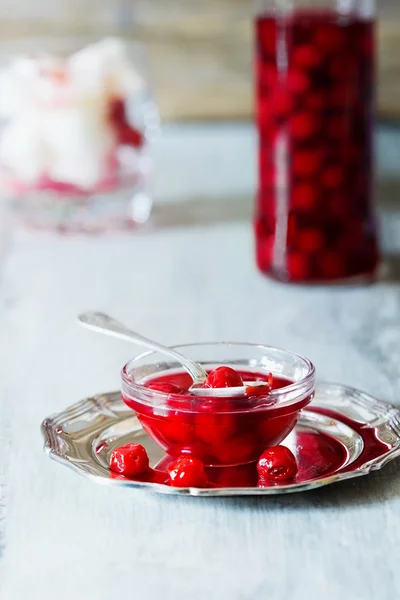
[78,312,207,384]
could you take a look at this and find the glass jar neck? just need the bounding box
[254,0,376,19]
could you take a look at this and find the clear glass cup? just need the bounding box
[0,37,160,233]
[121,342,315,467]
[254,0,380,283]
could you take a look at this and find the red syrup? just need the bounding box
[108,98,144,149]
[108,406,393,488]
[154,429,347,487]
[122,369,313,467]
[255,10,379,283]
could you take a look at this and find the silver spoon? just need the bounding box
[78,312,268,397]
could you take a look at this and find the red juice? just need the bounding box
[255,10,379,283]
[123,369,313,467]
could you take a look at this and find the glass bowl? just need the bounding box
[121,342,315,467]
[0,36,159,233]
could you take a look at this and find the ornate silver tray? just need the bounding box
[41,383,400,496]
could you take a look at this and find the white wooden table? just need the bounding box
[1,124,400,600]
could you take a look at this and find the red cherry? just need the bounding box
[195,400,237,444]
[297,228,325,254]
[306,91,327,112]
[212,433,258,466]
[292,183,318,210]
[292,44,323,69]
[287,70,310,95]
[318,251,345,279]
[269,88,293,119]
[109,443,149,477]
[245,384,270,397]
[141,415,194,445]
[257,446,298,482]
[167,456,209,488]
[290,112,319,140]
[321,166,344,189]
[292,44,321,69]
[293,150,321,178]
[246,374,272,397]
[314,27,345,52]
[204,366,243,389]
[287,252,310,281]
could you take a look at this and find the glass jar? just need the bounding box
[254,0,379,283]
[0,37,159,233]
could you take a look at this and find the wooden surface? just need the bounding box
[1,123,400,599]
[0,0,399,120]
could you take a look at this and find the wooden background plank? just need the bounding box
[0,0,398,121]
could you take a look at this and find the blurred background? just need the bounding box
[0,0,399,259]
[0,0,399,122]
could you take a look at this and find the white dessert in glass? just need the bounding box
[0,38,158,232]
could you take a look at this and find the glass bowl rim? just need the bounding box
[121,341,316,413]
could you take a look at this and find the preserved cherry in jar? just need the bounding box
[254,1,379,283]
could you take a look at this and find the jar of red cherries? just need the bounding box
[254,0,379,283]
